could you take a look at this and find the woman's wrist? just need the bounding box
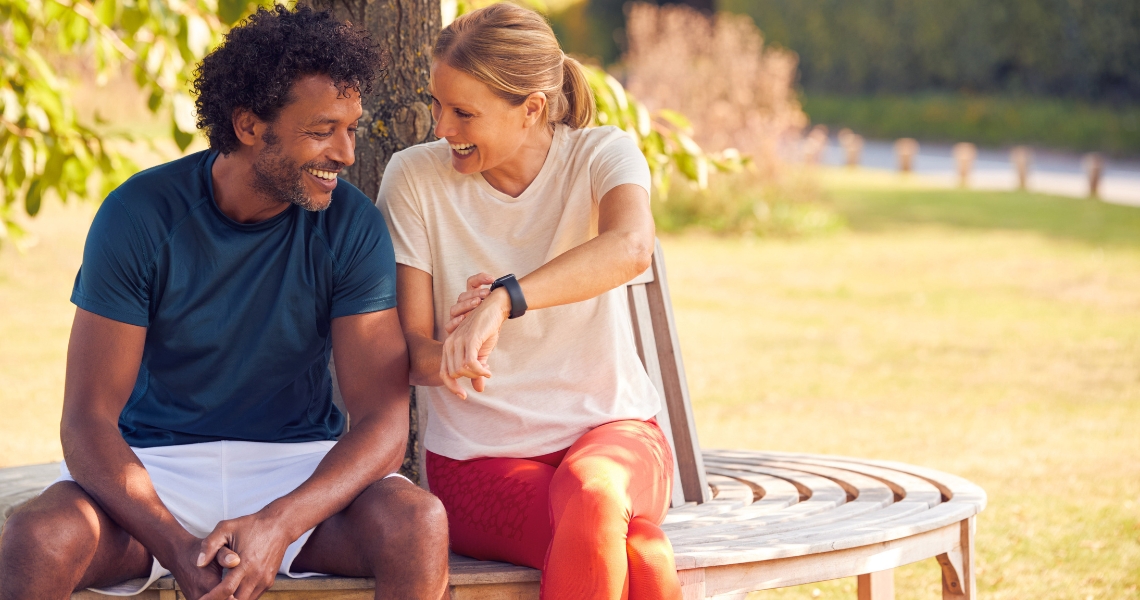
[487,287,512,321]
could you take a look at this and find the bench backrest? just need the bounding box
[335,240,709,507]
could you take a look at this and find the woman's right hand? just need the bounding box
[444,273,495,334]
[441,273,510,399]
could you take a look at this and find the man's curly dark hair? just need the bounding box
[192,5,387,155]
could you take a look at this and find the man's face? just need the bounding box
[251,74,362,212]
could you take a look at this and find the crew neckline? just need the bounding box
[203,151,296,231]
[474,124,565,204]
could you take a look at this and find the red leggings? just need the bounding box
[427,419,682,600]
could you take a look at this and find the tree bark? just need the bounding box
[308,0,439,484]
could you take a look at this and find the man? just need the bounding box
[0,6,448,600]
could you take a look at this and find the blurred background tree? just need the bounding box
[0,0,281,247]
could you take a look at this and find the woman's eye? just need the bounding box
[455,109,472,119]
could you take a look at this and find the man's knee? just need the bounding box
[358,478,448,559]
[0,488,98,573]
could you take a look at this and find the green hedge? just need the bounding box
[803,94,1140,154]
[716,0,1140,102]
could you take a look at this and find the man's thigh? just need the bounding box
[291,475,445,577]
[2,481,152,590]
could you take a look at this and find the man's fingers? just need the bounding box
[198,530,231,568]
[199,565,245,600]
[217,546,241,569]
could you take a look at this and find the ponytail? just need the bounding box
[559,55,595,129]
[434,3,595,130]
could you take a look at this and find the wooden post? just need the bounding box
[894,138,918,173]
[803,125,828,165]
[857,569,894,600]
[306,0,441,484]
[845,134,863,168]
[952,143,976,188]
[1083,153,1104,198]
[1010,146,1031,191]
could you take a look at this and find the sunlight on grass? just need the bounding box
[1,169,1138,598]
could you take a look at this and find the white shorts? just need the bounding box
[54,439,405,596]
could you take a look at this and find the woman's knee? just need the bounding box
[549,458,629,521]
[626,517,673,564]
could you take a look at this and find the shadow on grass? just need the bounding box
[828,187,1140,248]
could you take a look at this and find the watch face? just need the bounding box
[492,274,514,290]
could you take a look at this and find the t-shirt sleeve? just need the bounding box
[331,200,398,318]
[375,152,433,275]
[70,193,152,327]
[589,131,652,203]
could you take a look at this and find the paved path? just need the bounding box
[820,138,1140,207]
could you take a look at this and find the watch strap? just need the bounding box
[490,274,527,319]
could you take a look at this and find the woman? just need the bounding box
[376,4,682,598]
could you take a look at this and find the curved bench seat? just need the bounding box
[0,449,985,600]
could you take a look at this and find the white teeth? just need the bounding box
[449,142,476,156]
[306,168,337,181]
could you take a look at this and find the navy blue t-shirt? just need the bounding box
[71,151,397,447]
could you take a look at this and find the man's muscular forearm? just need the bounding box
[61,417,197,567]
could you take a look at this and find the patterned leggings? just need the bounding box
[426,419,682,600]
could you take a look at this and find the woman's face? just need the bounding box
[429,61,545,175]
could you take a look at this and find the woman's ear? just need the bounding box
[523,92,547,127]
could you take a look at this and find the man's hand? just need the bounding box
[156,534,240,600]
[196,513,293,600]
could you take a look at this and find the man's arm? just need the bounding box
[198,307,411,600]
[60,308,229,598]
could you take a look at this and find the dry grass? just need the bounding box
[1,168,1138,597]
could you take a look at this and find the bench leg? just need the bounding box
[937,516,976,599]
[857,569,894,600]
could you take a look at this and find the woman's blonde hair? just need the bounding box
[433,3,595,129]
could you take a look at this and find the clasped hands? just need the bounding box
[165,512,293,600]
[440,272,511,399]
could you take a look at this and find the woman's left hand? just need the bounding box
[440,274,511,399]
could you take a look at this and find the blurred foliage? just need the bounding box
[0,0,728,249]
[719,0,1140,103]
[804,93,1140,155]
[455,0,744,200]
[584,65,745,199]
[0,0,270,249]
[652,169,841,237]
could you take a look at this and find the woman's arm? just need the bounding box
[396,264,448,387]
[439,183,654,397]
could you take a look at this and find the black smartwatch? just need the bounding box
[489,273,527,319]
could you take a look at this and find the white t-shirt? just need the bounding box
[376,124,662,460]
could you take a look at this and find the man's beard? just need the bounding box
[251,128,332,212]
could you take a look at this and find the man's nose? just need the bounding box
[330,127,355,167]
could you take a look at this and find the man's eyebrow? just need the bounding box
[306,115,353,126]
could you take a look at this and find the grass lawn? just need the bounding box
[2,168,1139,598]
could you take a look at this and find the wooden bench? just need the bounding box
[0,241,986,599]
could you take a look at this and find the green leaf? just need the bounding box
[656,109,693,134]
[173,119,194,151]
[25,179,43,216]
[219,0,251,25]
[121,7,146,34]
[148,89,164,112]
[94,0,117,26]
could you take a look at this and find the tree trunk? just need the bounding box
[308,0,439,485]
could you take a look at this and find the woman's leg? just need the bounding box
[426,451,557,569]
[542,419,681,600]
